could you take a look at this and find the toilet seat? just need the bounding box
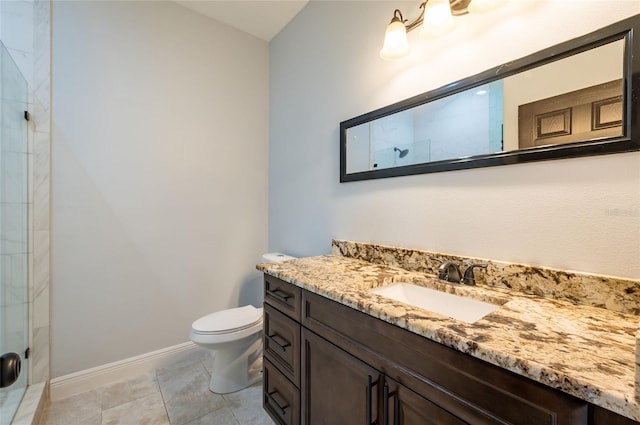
[191,305,263,343]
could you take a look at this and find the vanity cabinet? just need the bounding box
[263,274,640,425]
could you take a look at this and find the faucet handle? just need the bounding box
[437,262,462,283]
[462,264,488,286]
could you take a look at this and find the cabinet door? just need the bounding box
[385,377,467,425]
[301,328,381,425]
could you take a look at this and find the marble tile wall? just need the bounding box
[0,44,29,425]
[30,0,51,387]
[12,383,46,425]
[0,0,51,400]
[332,239,640,315]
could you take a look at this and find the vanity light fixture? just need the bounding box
[379,0,508,60]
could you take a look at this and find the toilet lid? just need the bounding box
[192,305,262,334]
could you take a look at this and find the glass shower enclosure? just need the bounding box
[0,41,29,425]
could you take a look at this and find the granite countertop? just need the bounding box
[257,255,640,421]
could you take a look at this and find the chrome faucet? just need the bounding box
[462,264,488,286]
[438,262,488,285]
[437,262,462,283]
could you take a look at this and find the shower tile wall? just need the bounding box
[30,0,51,386]
[0,41,29,425]
[0,0,51,386]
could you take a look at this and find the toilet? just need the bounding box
[190,252,296,394]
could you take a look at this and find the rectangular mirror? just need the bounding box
[340,15,640,182]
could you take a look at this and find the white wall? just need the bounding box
[269,1,640,279]
[52,1,268,377]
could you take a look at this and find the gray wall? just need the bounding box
[269,1,640,279]
[51,1,268,377]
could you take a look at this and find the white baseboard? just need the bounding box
[49,341,202,401]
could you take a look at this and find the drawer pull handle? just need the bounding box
[266,333,291,352]
[383,383,389,425]
[383,383,396,425]
[266,288,292,304]
[367,375,378,425]
[267,390,289,415]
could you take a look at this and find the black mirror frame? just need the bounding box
[340,15,640,183]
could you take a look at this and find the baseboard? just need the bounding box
[49,341,202,401]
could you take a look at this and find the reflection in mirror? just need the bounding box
[506,39,623,151]
[345,39,624,175]
[340,14,640,182]
[347,80,504,173]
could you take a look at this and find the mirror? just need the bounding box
[340,15,640,182]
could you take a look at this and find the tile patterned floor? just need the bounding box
[41,351,274,425]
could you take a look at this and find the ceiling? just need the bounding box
[175,0,309,41]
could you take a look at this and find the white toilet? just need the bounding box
[190,253,295,394]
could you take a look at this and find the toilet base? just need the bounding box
[210,365,262,394]
[209,337,263,394]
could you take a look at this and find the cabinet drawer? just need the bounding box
[264,303,301,387]
[264,275,301,321]
[264,357,300,425]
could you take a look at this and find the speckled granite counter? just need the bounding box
[257,254,640,421]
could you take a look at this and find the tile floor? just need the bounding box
[41,351,274,425]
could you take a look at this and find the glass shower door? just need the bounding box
[0,42,29,425]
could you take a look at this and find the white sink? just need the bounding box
[369,283,500,324]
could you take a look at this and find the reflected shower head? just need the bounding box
[394,147,409,158]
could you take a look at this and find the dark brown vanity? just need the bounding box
[262,274,639,425]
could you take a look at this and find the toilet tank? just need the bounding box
[262,253,296,263]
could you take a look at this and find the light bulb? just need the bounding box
[380,19,410,60]
[419,0,455,38]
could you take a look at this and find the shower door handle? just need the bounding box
[0,352,21,388]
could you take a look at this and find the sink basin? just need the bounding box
[369,283,500,324]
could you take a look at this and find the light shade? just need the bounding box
[419,0,455,38]
[468,0,508,14]
[380,19,410,60]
